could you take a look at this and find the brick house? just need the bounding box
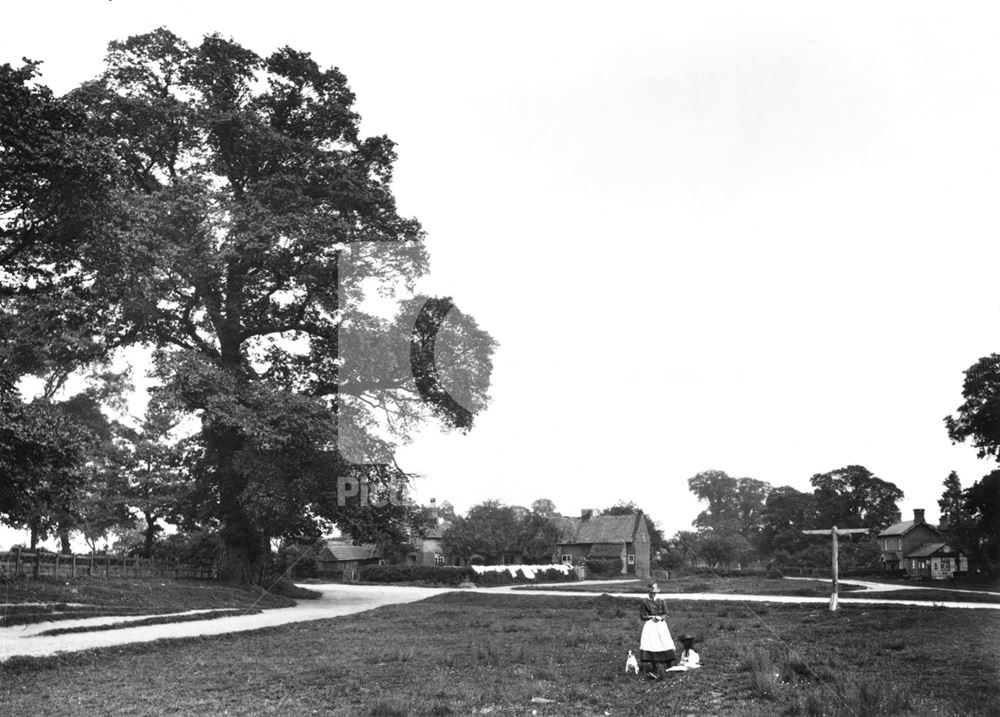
[406,499,474,566]
[407,517,456,566]
[876,508,968,579]
[552,510,651,578]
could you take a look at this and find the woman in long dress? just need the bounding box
[638,581,675,679]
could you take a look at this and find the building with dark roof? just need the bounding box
[552,510,651,578]
[876,508,968,578]
[316,541,383,579]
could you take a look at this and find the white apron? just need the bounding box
[640,619,673,653]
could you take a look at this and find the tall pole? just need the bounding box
[831,526,839,611]
[803,526,867,612]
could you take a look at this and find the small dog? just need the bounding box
[625,649,640,675]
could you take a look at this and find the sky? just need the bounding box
[3,1,1000,546]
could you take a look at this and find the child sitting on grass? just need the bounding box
[676,634,700,668]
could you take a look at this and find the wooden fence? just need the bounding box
[0,550,216,580]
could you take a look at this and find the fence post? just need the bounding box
[72,553,77,578]
[54,553,60,579]
[105,553,110,578]
[33,551,40,578]
[15,547,22,577]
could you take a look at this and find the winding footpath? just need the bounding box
[0,584,448,662]
[1,578,997,662]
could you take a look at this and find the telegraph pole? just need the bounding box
[802,526,869,611]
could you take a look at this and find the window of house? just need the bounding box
[940,558,951,571]
[561,554,573,564]
[627,554,635,565]
[434,554,445,566]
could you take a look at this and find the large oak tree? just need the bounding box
[5,29,495,580]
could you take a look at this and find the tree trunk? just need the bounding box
[58,525,71,554]
[206,422,263,583]
[217,527,263,584]
[142,511,157,558]
[29,523,39,550]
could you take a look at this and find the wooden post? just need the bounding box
[72,553,77,578]
[15,548,22,576]
[831,527,839,611]
[803,527,868,611]
[54,553,60,579]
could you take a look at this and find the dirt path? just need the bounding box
[0,583,448,662]
[494,577,1000,610]
[496,585,1000,610]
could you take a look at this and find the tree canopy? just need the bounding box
[687,469,771,539]
[1,29,495,579]
[809,465,902,531]
[945,354,1000,460]
[442,500,561,564]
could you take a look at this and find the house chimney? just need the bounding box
[430,498,440,523]
[913,509,925,524]
[581,509,594,520]
[890,510,902,525]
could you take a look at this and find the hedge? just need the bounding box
[358,565,577,586]
[359,565,470,585]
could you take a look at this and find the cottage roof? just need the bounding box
[906,542,955,558]
[554,513,640,545]
[322,543,381,561]
[877,519,940,538]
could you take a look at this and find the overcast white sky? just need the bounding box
[4,1,1000,546]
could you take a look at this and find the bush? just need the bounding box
[842,567,906,579]
[684,566,773,579]
[274,541,324,579]
[538,567,575,582]
[359,565,471,585]
[584,558,624,577]
[357,564,577,586]
[152,530,220,570]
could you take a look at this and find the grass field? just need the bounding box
[517,576,868,597]
[516,576,1000,604]
[0,576,317,627]
[2,591,997,716]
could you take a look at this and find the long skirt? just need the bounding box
[639,619,675,664]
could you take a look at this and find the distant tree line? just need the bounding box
[438,499,666,567]
[661,463,998,575]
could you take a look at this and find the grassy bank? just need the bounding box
[2,592,997,716]
[1,576,319,627]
